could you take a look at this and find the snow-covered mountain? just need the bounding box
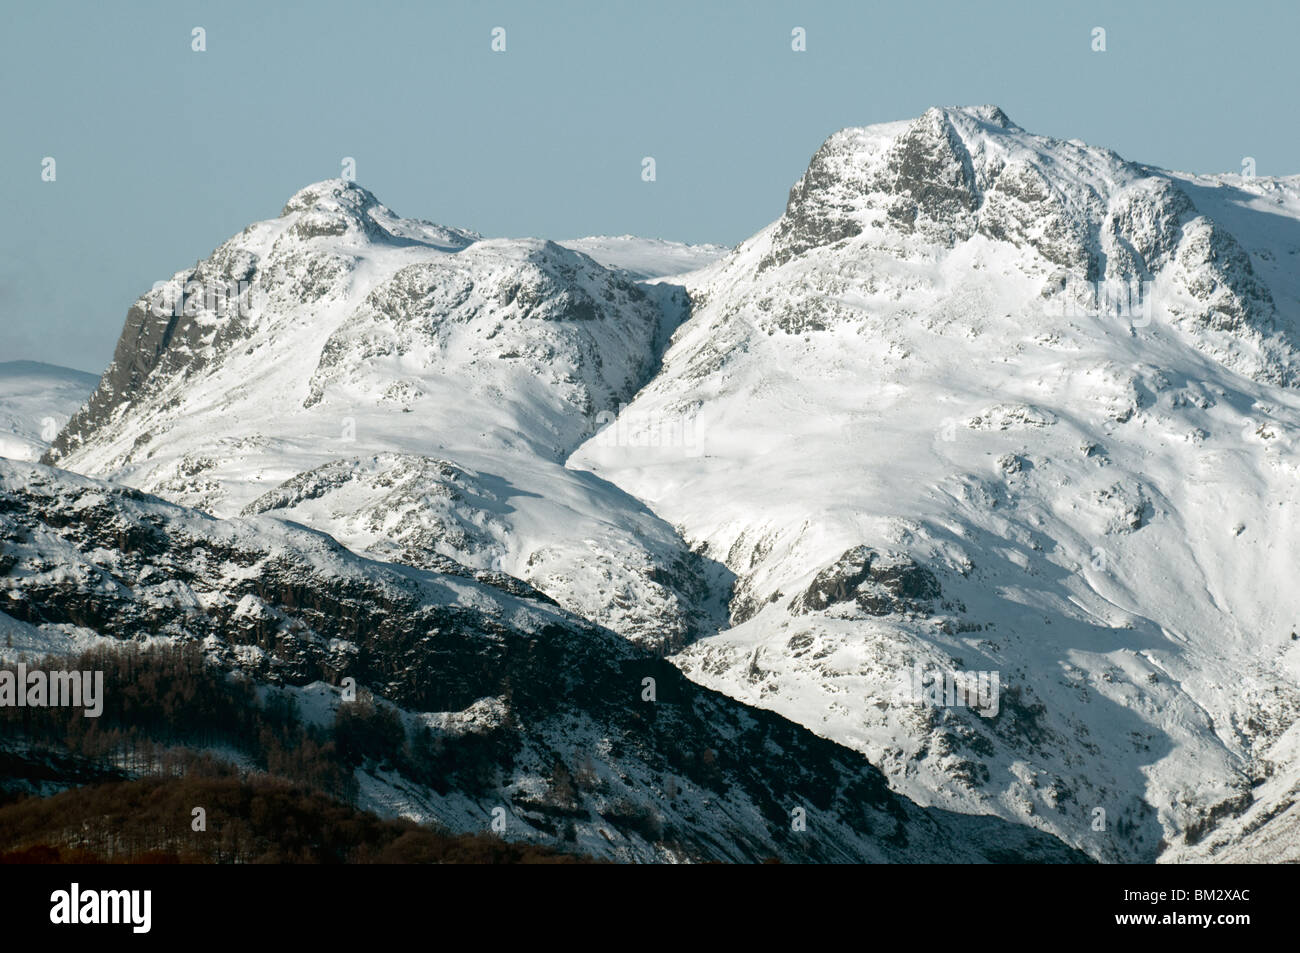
[0,458,1087,863]
[43,181,724,652]
[572,106,1300,862]
[0,362,98,462]
[26,106,1300,862]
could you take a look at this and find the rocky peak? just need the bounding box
[742,106,1295,382]
[879,107,981,241]
[276,178,477,250]
[944,103,1020,131]
[279,178,382,218]
[760,106,1001,269]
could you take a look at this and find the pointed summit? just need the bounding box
[275,178,478,250]
[280,178,382,218]
[935,104,1020,131]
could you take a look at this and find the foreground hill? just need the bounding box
[0,459,1085,863]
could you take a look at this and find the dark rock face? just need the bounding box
[1102,177,1194,279]
[792,545,942,617]
[2,462,565,712]
[1175,218,1279,334]
[792,545,878,612]
[761,136,869,271]
[42,267,257,465]
[979,160,1097,278]
[761,108,981,270]
[1,460,1086,863]
[43,236,267,468]
[882,109,979,242]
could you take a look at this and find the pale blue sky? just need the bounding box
[3,0,1296,372]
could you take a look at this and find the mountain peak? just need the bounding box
[279,178,381,218]
[930,104,1019,131]
[272,179,479,251]
[748,104,1293,383]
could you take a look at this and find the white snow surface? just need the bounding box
[48,181,720,650]
[556,236,729,280]
[0,362,98,461]
[26,108,1300,861]
[570,106,1300,861]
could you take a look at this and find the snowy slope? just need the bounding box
[1159,721,1300,863]
[557,236,729,280]
[44,181,722,650]
[0,458,1086,863]
[0,361,98,462]
[27,109,1300,863]
[571,106,1300,861]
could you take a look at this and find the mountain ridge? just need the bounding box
[573,105,1300,861]
[24,105,1300,862]
[0,457,1088,863]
